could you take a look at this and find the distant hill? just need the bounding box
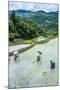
[16,9,32,14]
[9,9,32,16]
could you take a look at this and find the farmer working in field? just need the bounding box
[37,51,42,61]
[13,51,19,61]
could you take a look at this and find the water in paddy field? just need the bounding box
[9,44,31,53]
[8,38,59,88]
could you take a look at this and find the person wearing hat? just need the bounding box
[37,51,42,61]
[13,51,19,61]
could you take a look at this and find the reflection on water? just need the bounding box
[9,44,30,53]
[9,38,58,88]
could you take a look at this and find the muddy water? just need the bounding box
[9,38,58,88]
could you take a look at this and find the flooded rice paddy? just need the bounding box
[9,44,30,53]
[8,38,58,88]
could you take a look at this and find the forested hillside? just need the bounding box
[9,11,44,42]
[9,10,58,43]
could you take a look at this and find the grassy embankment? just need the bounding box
[9,37,37,46]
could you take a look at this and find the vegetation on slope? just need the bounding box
[9,11,44,43]
[9,10,58,44]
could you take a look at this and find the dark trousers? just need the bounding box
[51,63,55,69]
[37,56,40,61]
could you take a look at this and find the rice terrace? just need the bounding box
[8,1,59,88]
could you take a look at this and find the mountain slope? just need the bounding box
[9,11,44,42]
[9,10,58,42]
[15,10,58,35]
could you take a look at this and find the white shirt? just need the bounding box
[37,53,40,56]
